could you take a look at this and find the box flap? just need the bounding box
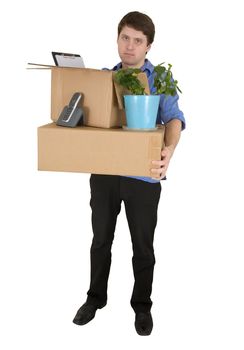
[27,62,85,69]
[113,72,150,109]
[27,63,54,69]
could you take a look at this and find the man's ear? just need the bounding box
[146,44,151,54]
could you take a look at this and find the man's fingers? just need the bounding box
[161,149,167,157]
[151,171,165,180]
[151,168,164,175]
[151,161,166,168]
[151,160,161,166]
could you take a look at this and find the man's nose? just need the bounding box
[126,40,134,50]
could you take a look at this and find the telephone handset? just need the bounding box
[56,92,84,127]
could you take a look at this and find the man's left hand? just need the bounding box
[150,146,174,180]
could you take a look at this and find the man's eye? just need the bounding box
[135,39,142,44]
[122,35,129,41]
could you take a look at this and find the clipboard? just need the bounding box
[51,52,85,68]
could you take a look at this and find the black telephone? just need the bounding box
[56,92,84,127]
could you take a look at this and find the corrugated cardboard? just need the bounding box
[28,64,150,128]
[38,123,165,177]
[29,63,164,177]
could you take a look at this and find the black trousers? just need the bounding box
[86,174,161,313]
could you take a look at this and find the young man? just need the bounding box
[73,11,185,336]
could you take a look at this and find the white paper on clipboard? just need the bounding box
[52,52,85,68]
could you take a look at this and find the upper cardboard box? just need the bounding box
[28,64,150,128]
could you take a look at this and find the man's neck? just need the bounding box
[122,60,146,69]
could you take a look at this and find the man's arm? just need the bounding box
[150,119,182,180]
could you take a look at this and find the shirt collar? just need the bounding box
[112,59,154,76]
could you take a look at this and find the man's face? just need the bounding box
[117,26,151,68]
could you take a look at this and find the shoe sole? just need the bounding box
[73,314,95,326]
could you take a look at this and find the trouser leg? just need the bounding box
[122,177,161,313]
[86,175,121,307]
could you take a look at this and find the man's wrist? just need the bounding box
[163,144,175,157]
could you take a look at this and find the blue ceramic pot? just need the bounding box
[124,95,160,129]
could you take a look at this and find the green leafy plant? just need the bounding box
[154,63,182,95]
[114,62,182,96]
[115,68,146,95]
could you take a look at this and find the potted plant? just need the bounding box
[114,63,182,130]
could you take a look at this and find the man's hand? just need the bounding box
[150,146,174,180]
[150,119,182,180]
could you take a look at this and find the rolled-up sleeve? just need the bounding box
[158,93,186,130]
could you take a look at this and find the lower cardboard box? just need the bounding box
[38,123,165,177]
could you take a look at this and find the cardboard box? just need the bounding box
[28,64,150,128]
[38,123,165,177]
[30,63,163,177]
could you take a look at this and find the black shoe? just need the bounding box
[73,303,98,325]
[135,311,153,336]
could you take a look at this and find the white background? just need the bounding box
[0,0,244,349]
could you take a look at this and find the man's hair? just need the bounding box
[118,11,155,45]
